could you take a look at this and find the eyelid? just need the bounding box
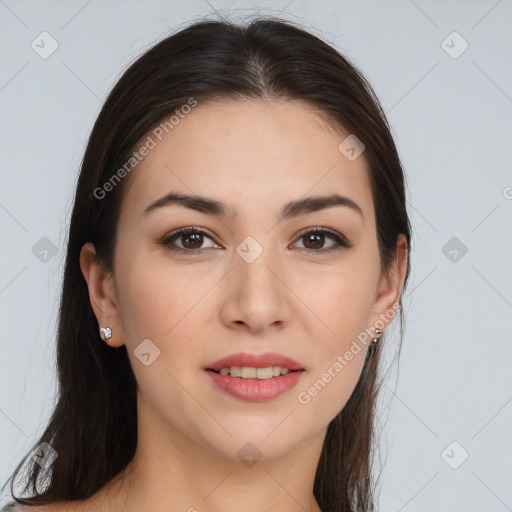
[294,226,352,246]
[160,226,220,248]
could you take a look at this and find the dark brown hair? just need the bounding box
[2,16,411,511]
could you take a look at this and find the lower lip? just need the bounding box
[205,369,305,402]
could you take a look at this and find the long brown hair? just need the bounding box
[2,16,411,511]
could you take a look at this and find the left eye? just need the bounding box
[292,229,352,252]
[160,227,352,254]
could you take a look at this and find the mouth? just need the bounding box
[205,367,304,380]
[205,351,305,375]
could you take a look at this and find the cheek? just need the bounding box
[114,246,201,338]
[295,257,377,340]
[114,252,207,408]
[114,249,225,382]
[115,260,166,338]
[291,257,375,416]
[294,289,369,425]
[298,349,368,426]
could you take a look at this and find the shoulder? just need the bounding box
[2,502,84,512]
[2,484,116,512]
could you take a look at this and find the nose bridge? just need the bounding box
[235,234,283,299]
[222,234,290,331]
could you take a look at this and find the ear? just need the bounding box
[79,242,124,347]
[369,233,408,332]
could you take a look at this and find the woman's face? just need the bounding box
[88,99,404,462]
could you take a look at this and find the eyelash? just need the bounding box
[160,226,353,255]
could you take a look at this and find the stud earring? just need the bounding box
[371,328,383,344]
[99,327,112,341]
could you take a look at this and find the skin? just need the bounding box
[51,99,407,512]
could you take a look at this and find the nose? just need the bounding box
[219,245,291,334]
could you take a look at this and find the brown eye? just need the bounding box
[293,228,352,253]
[161,227,218,253]
[179,231,203,249]
[302,232,326,250]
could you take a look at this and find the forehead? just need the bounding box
[119,99,373,224]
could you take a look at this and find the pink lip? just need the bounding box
[205,352,304,372]
[205,369,305,402]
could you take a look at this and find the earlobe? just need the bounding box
[79,242,124,347]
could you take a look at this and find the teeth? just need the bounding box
[241,367,256,378]
[217,366,292,379]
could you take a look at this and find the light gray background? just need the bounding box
[1,1,511,510]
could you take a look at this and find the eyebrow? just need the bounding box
[142,191,364,222]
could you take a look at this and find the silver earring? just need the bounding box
[100,327,112,340]
[371,328,383,344]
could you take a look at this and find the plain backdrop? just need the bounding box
[1,1,511,510]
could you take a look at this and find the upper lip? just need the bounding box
[205,352,305,372]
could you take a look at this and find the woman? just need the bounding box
[2,15,411,512]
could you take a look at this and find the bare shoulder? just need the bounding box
[13,505,54,512]
[8,475,123,512]
[13,502,88,512]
